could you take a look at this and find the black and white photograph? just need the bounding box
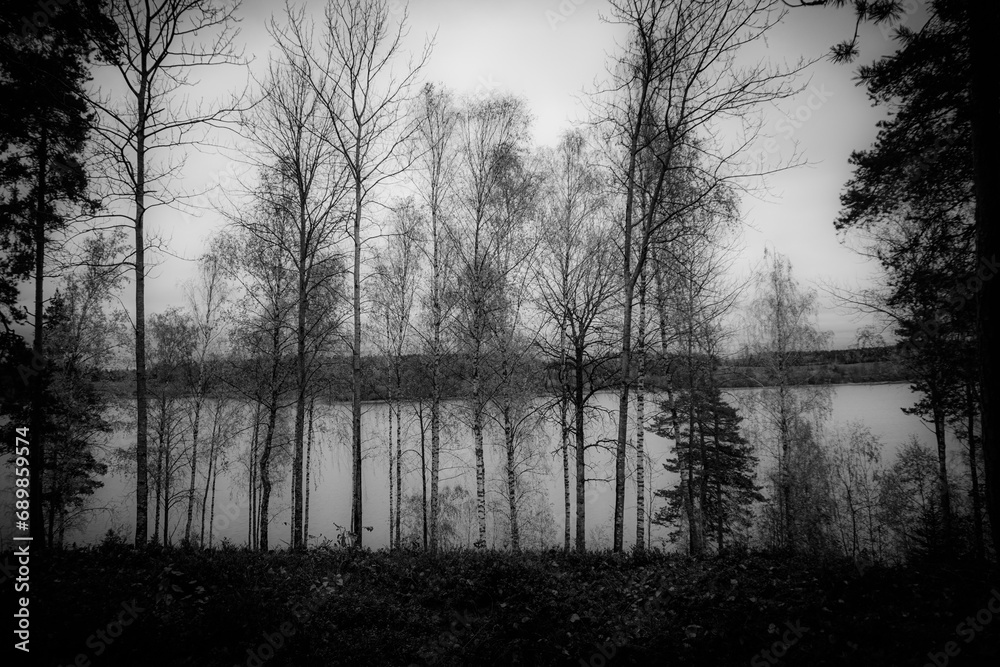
[1,0,998,664]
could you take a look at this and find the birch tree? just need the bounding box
[596,0,802,551]
[237,38,349,549]
[411,82,458,554]
[371,199,423,549]
[274,0,431,547]
[484,142,541,552]
[215,212,297,551]
[181,252,228,545]
[90,0,244,546]
[146,308,195,545]
[535,130,618,552]
[450,93,532,547]
[743,251,832,552]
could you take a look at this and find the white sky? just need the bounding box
[81,0,930,350]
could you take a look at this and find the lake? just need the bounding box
[0,382,963,551]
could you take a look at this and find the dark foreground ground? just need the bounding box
[6,543,1000,666]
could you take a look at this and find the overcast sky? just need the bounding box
[87,0,930,350]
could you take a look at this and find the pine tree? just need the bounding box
[652,357,762,553]
[0,0,109,546]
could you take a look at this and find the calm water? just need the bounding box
[0,382,963,551]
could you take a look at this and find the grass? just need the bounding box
[16,543,1000,666]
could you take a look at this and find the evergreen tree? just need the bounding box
[836,0,978,551]
[651,356,762,553]
[0,0,110,546]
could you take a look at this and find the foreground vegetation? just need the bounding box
[20,542,1000,666]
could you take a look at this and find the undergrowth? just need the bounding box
[12,542,999,666]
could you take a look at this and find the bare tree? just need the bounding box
[595,0,802,550]
[90,0,245,546]
[450,93,533,547]
[199,396,241,548]
[483,145,541,552]
[215,212,298,551]
[535,130,619,552]
[236,36,350,549]
[828,421,884,560]
[371,199,423,549]
[411,82,458,554]
[273,0,431,547]
[181,252,228,544]
[743,251,832,552]
[146,308,196,545]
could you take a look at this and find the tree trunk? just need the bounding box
[636,270,647,552]
[698,405,709,556]
[686,384,701,555]
[134,79,149,548]
[184,398,202,545]
[351,142,364,548]
[472,340,487,547]
[199,402,218,548]
[163,425,171,546]
[968,0,1000,562]
[779,388,794,551]
[46,451,56,548]
[504,405,520,552]
[57,507,65,549]
[259,322,282,552]
[259,395,278,551]
[293,202,308,551]
[30,130,48,548]
[389,405,394,550]
[966,380,984,560]
[686,320,705,557]
[575,344,587,553]
[420,406,428,551]
[395,393,402,549]
[208,455,219,548]
[615,288,634,553]
[613,49,653,553]
[562,391,571,553]
[716,476,724,553]
[153,399,164,545]
[305,397,314,548]
[430,206,442,555]
[932,396,952,542]
[248,402,260,549]
[559,261,572,554]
